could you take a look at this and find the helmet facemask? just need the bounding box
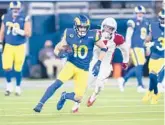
[102,24,115,39]
[136,12,144,21]
[11,8,21,17]
[75,23,89,37]
[159,16,165,27]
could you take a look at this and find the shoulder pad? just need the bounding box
[95,30,101,41]
[1,14,5,21]
[127,20,135,28]
[114,33,125,45]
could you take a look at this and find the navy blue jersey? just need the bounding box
[64,28,100,71]
[130,18,149,48]
[150,22,164,59]
[2,12,29,45]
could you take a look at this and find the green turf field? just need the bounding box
[0,87,164,125]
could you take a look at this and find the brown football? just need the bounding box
[61,45,73,52]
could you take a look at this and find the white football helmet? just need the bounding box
[9,1,22,17]
[134,5,146,21]
[158,9,165,27]
[101,17,117,39]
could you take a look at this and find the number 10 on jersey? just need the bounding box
[73,44,88,59]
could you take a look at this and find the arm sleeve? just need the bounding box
[125,20,135,48]
[117,42,129,63]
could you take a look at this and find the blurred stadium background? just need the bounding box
[0,0,163,78]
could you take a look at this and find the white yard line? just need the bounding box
[0,99,164,104]
[0,111,164,117]
[1,96,148,99]
[1,118,164,125]
[2,95,164,99]
[0,104,163,111]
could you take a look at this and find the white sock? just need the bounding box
[15,86,21,94]
[72,102,80,111]
[6,82,13,92]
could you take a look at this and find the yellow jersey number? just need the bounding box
[6,22,20,36]
[73,44,88,59]
[156,37,165,51]
[140,27,147,40]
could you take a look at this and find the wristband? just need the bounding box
[101,48,108,52]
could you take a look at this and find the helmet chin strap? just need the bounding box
[137,16,143,21]
[78,31,86,37]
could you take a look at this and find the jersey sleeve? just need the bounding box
[117,42,129,63]
[95,30,101,42]
[127,19,135,28]
[114,34,125,45]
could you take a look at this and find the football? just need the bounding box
[61,45,73,53]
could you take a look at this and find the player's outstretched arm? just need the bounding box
[118,42,129,69]
[54,29,69,58]
[92,40,107,76]
[24,16,32,37]
[125,20,135,49]
[0,22,5,43]
[0,15,5,44]
[54,39,68,56]
[95,40,107,61]
[0,21,5,51]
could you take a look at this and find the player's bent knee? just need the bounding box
[14,65,23,72]
[74,96,83,102]
[14,68,22,72]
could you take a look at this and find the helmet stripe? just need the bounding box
[74,17,81,25]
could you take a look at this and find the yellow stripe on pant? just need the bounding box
[2,43,26,72]
[58,62,89,97]
[130,48,146,66]
[149,58,165,74]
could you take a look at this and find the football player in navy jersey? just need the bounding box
[142,9,165,104]
[33,15,107,113]
[118,5,149,93]
[0,1,31,96]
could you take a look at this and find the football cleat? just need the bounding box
[4,90,11,96]
[72,108,79,113]
[15,86,21,96]
[118,77,125,92]
[57,92,66,110]
[142,91,153,103]
[151,94,160,104]
[158,83,165,93]
[33,103,43,113]
[87,96,96,107]
[5,82,13,96]
[137,86,146,93]
[71,102,80,113]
